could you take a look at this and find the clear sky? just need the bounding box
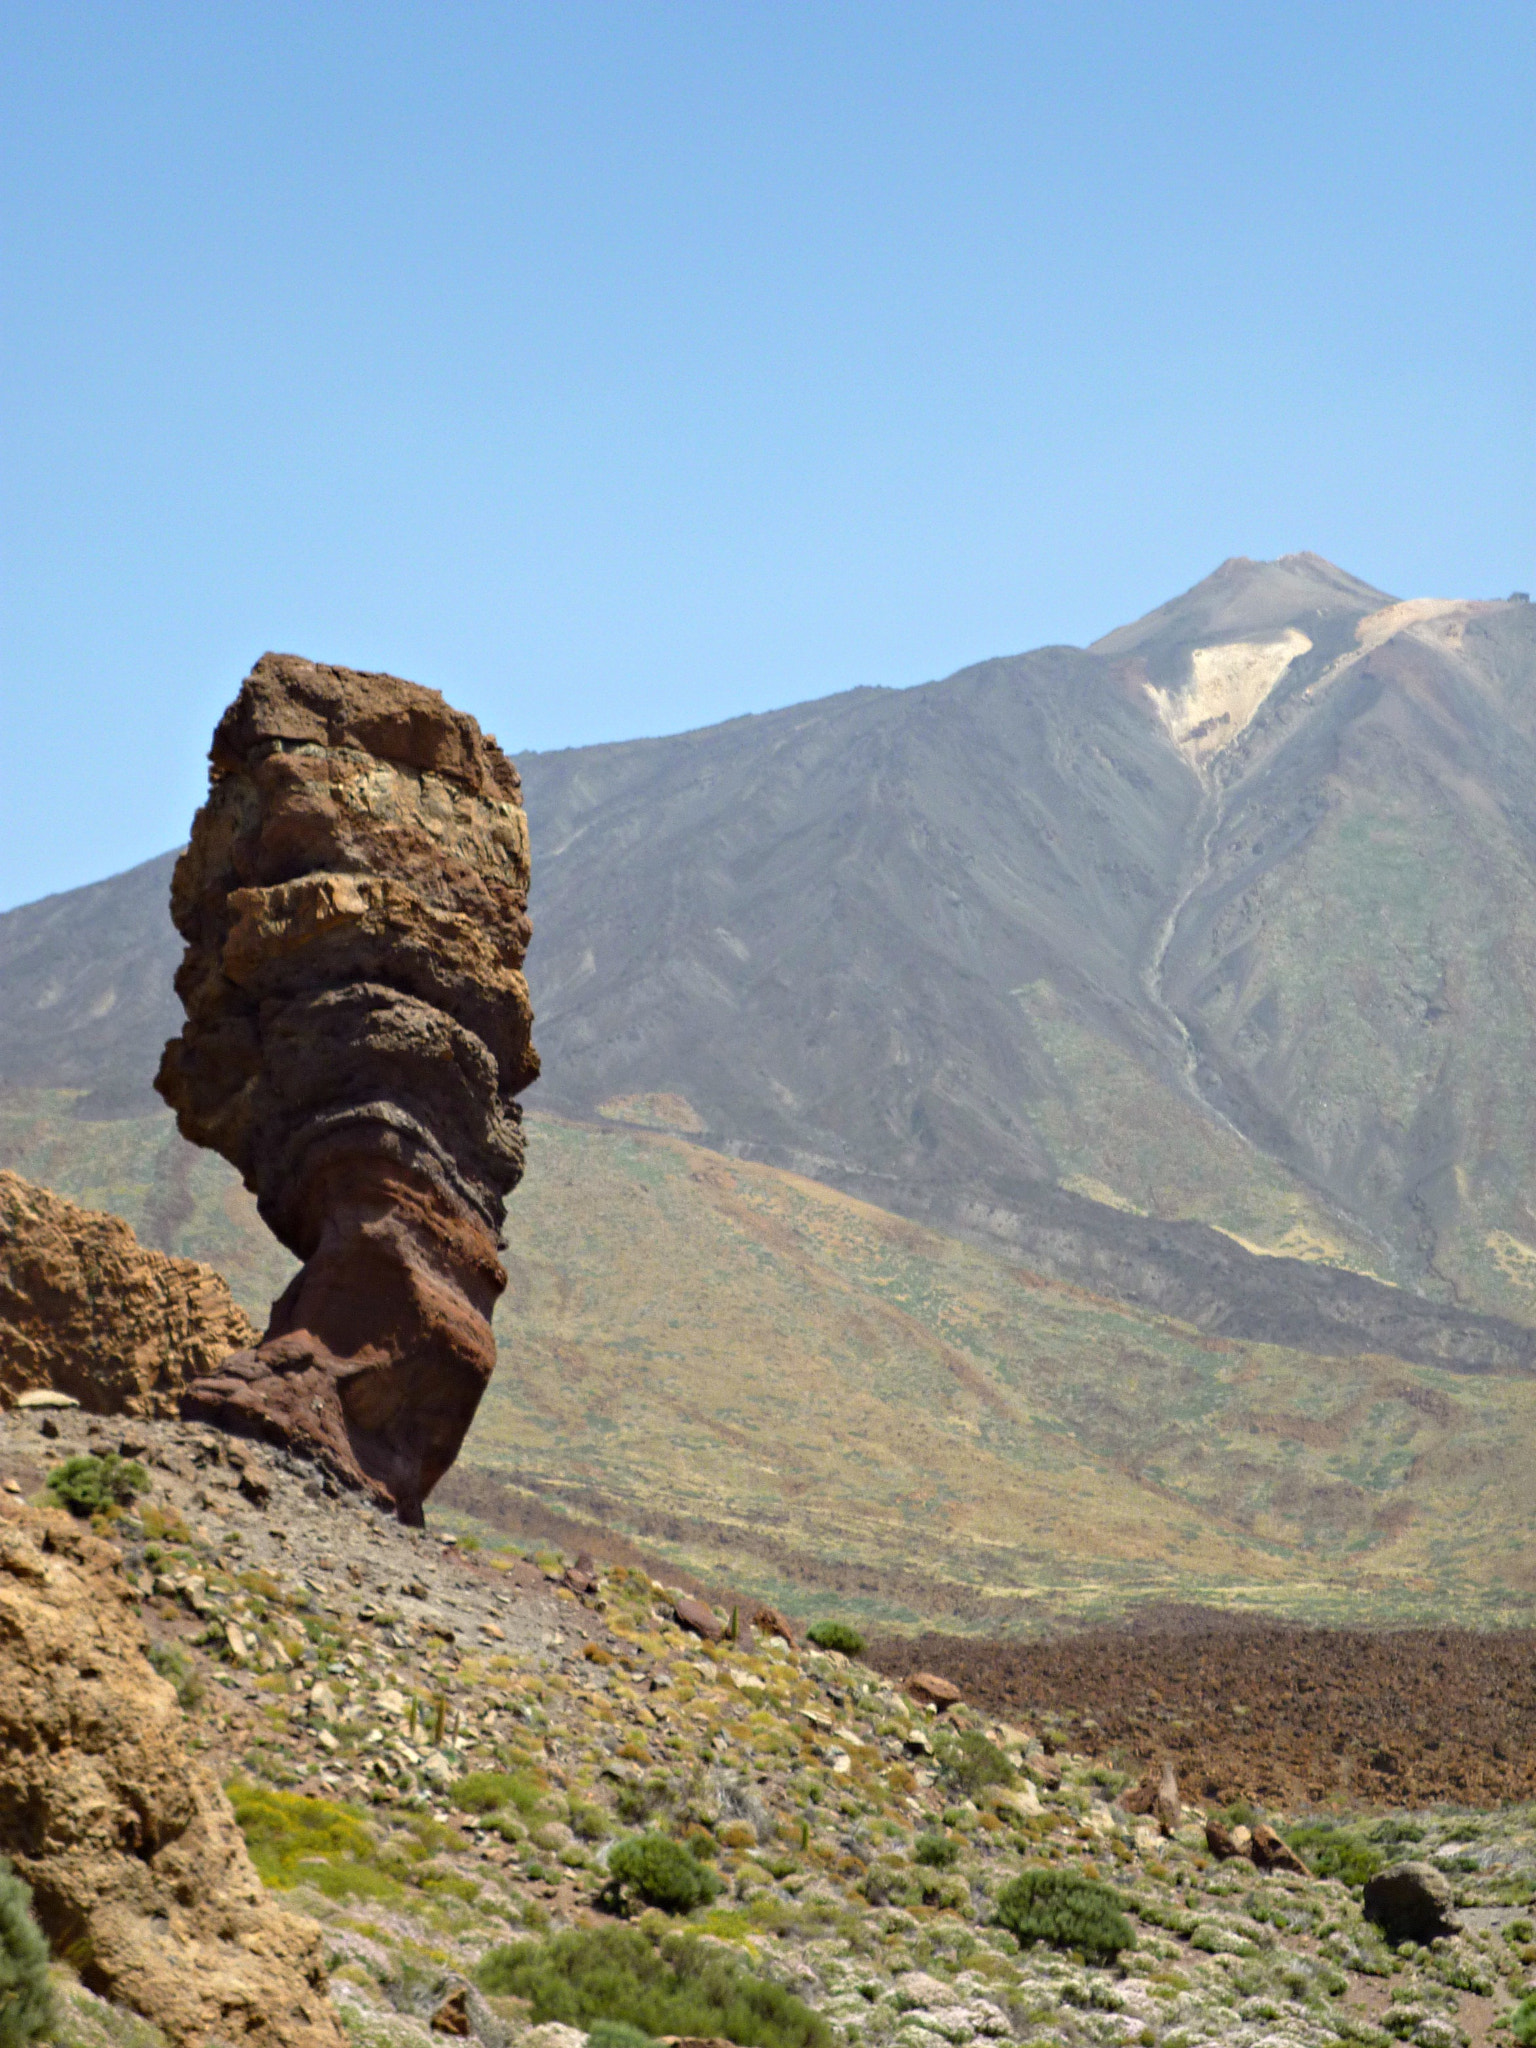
[2,1,1531,911]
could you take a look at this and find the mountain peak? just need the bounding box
[1091,553,1397,659]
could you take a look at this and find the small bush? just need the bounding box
[571,1801,611,1843]
[1369,1818,1426,1845]
[615,1777,674,1826]
[451,1770,546,1818]
[146,1640,205,1714]
[805,1620,865,1657]
[937,1730,1014,1800]
[1283,1823,1383,1890]
[601,1834,723,1915]
[476,1924,829,2048]
[995,1869,1135,1964]
[913,1834,960,1869]
[1513,1995,1536,2048]
[46,1453,148,1519]
[587,2025,653,2048]
[0,1859,52,2048]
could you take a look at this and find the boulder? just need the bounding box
[0,1494,342,2047]
[675,1594,724,1641]
[156,655,538,1522]
[1154,1760,1182,1835]
[1363,1861,1462,1944]
[1251,1822,1311,1877]
[906,1671,963,1710]
[1,1171,256,1416]
[1205,1818,1243,1860]
[751,1604,798,1646]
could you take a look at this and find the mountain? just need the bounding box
[6,552,1536,1625]
[5,558,1536,1365]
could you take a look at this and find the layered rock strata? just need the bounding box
[0,1170,257,1414]
[156,654,537,1521]
[0,1494,343,2048]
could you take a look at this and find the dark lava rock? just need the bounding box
[1362,1861,1462,1944]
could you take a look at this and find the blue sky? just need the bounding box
[2,1,1531,910]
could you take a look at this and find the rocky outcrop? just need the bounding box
[156,655,538,1522]
[0,1493,342,2048]
[0,1171,256,1415]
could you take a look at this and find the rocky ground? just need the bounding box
[868,1619,1536,1812]
[3,1403,1534,2048]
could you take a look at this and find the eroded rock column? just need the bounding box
[156,654,537,1521]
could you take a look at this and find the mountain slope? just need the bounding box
[5,560,1536,1356]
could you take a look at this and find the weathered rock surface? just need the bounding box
[156,655,538,1521]
[0,1493,342,2048]
[1363,1860,1463,1944]
[0,1170,256,1415]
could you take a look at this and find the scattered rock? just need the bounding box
[562,1552,599,1595]
[1363,1861,1463,1944]
[675,1594,724,1640]
[0,1494,342,2047]
[1251,1821,1311,1876]
[1154,1759,1182,1835]
[430,1987,471,2035]
[1205,1818,1243,1860]
[1,1171,256,1415]
[156,654,539,1524]
[752,1604,797,1645]
[906,1671,962,1710]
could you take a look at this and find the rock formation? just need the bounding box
[0,1493,343,2048]
[155,654,538,1521]
[0,1170,257,1414]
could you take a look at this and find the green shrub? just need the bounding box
[805,1621,865,1657]
[146,1640,205,1714]
[451,1770,545,1818]
[1282,1823,1384,1890]
[45,1453,148,1519]
[226,1779,402,1904]
[936,1730,1014,1800]
[1513,1994,1536,2048]
[600,1835,723,1915]
[913,1833,960,1869]
[0,1858,53,2048]
[995,1869,1135,1964]
[615,1777,674,1825]
[476,1924,829,2048]
[1369,1817,1426,1845]
[571,1801,611,1843]
[587,2025,653,2048]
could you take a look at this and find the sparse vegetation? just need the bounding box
[45,1453,148,1519]
[226,1780,402,1904]
[475,1925,829,2048]
[936,1728,1013,1799]
[1283,1821,1384,1889]
[913,1833,959,1869]
[600,1834,723,1915]
[0,1858,52,2048]
[805,1621,865,1657]
[994,1869,1135,1963]
[145,1640,204,1713]
[450,1769,545,1819]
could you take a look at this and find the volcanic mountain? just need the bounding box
[10,553,1536,1362]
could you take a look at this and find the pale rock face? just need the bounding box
[0,1493,343,2048]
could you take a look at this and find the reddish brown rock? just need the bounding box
[674,1594,725,1641]
[1204,1818,1243,1860]
[0,1494,342,2047]
[155,655,538,1522]
[751,1604,798,1646]
[1251,1821,1311,1876]
[906,1670,963,1710]
[0,1170,257,1415]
